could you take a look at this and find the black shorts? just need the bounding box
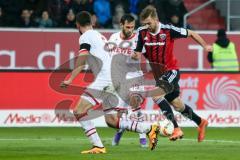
[157,70,180,102]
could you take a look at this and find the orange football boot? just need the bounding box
[198,119,208,142]
[81,146,106,154]
[147,123,160,150]
[169,127,184,141]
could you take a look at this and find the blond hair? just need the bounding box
[140,5,158,21]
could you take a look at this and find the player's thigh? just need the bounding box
[104,114,119,128]
[152,94,164,102]
[164,70,181,102]
[76,79,112,112]
[74,97,93,114]
[129,93,143,109]
[87,78,112,100]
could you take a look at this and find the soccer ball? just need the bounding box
[159,119,174,137]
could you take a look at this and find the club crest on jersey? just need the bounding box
[160,34,166,40]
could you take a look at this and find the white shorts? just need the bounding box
[81,78,126,110]
[81,75,145,114]
[81,78,110,104]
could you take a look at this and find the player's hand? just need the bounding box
[60,80,72,88]
[131,52,140,60]
[204,45,213,52]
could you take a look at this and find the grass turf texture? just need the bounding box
[0,127,240,160]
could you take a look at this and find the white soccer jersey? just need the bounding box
[79,29,112,82]
[79,29,119,107]
[108,32,143,79]
[78,30,143,108]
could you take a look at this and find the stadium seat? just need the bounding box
[184,0,226,30]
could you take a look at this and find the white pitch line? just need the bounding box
[0,138,240,144]
[182,138,240,144]
[0,138,132,141]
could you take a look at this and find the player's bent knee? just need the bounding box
[105,114,118,128]
[73,98,94,121]
[170,97,185,112]
[152,95,164,102]
[129,94,143,108]
[74,98,93,114]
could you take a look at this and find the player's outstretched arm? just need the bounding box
[60,52,89,88]
[187,30,213,52]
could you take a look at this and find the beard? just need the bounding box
[122,30,131,39]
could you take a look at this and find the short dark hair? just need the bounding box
[76,11,92,27]
[120,14,135,25]
[140,5,158,21]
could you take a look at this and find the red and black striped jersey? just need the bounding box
[134,23,188,78]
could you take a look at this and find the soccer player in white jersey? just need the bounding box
[61,11,161,154]
[108,14,148,147]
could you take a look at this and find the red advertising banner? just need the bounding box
[0,29,239,70]
[179,73,240,110]
[0,71,239,110]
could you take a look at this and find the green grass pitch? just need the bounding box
[0,127,240,160]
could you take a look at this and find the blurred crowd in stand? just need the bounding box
[0,0,188,29]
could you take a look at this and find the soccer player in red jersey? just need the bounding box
[133,5,212,142]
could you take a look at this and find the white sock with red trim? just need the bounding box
[80,120,104,148]
[131,107,147,139]
[118,118,151,133]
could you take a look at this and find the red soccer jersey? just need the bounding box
[135,23,188,78]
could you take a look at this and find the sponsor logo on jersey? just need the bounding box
[145,42,165,46]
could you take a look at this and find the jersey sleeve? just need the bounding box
[169,25,188,39]
[134,29,144,53]
[79,34,92,54]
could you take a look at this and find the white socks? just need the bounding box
[118,117,151,133]
[139,133,147,139]
[80,120,104,148]
[131,108,147,139]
